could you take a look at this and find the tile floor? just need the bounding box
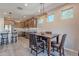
[0,37,77,56]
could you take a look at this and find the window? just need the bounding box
[0,25,4,31]
[4,25,9,30]
[48,15,55,22]
[37,19,44,24]
[61,7,74,20]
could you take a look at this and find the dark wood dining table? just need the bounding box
[33,33,59,56]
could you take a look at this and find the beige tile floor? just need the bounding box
[0,37,77,56]
[0,37,32,56]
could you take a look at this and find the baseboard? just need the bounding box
[64,48,78,55]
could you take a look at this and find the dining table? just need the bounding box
[33,32,59,56]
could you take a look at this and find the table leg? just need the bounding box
[48,38,51,56]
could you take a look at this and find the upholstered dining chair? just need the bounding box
[51,34,59,44]
[51,34,67,56]
[29,33,45,56]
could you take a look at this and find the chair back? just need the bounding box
[29,33,32,47]
[12,31,17,39]
[59,34,67,49]
[29,33,38,47]
[1,33,8,39]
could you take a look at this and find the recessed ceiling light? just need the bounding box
[23,16,26,18]
[24,3,28,7]
[38,9,40,12]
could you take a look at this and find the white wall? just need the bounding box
[0,17,4,31]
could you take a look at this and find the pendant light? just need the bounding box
[40,3,44,16]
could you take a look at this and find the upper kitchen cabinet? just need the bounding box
[24,17,37,28]
[15,21,25,28]
[4,16,15,25]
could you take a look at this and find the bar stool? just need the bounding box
[0,33,1,45]
[11,31,17,43]
[1,33,8,45]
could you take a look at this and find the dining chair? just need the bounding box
[51,34,59,45]
[29,34,45,56]
[29,33,33,48]
[11,31,17,43]
[51,34,67,56]
[1,33,8,45]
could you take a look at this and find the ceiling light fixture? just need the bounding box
[24,3,28,7]
[17,7,23,10]
[39,3,45,15]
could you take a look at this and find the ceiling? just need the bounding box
[0,3,65,20]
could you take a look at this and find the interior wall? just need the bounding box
[0,17,4,31]
[37,3,79,51]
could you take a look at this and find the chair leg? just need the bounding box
[6,41,8,45]
[36,47,38,56]
[1,39,3,45]
[11,39,13,43]
[1,39,4,45]
[46,43,47,48]
[6,39,8,45]
[1,42,3,45]
[57,48,58,51]
[15,38,17,43]
[43,43,44,53]
[78,51,79,56]
[62,48,65,56]
[59,49,62,56]
[31,49,32,53]
[45,43,48,52]
[53,47,54,52]
[36,51,37,56]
